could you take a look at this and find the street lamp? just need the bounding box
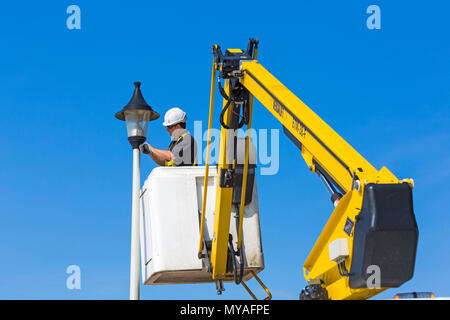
[115,81,159,300]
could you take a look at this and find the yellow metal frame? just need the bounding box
[205,46,414,299]
[237,45,257,251]
[198,53,218,258]
[210,77,235,279]
[241,271,272,300]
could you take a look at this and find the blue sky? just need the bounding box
[0,1,449,299]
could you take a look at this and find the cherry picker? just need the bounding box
[197,39,419,300]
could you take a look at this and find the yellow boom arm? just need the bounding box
[201,40,418,300]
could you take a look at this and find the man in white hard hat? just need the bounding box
[139,107,198,166]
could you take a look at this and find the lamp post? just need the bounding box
[115,82,159,300]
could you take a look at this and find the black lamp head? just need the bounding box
[115,82,160,121]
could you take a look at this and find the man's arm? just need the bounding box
[139,142,172,166]
[149,148,172,166]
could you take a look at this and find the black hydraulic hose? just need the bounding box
[228,233,244,285]
[237,251,244,284]
[218,78,229,100]
[234,208,245,284]
[238,245,244,284]
[218,78,249,130]
[219,99,232,129]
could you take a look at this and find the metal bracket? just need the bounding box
[231,70,243,78]
[351,170,361,191]
[200,239,213,273]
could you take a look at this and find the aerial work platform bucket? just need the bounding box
[139,166,264,285]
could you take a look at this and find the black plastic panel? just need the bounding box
[232,166,256,205]
[349,183,418,288]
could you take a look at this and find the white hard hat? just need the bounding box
[162,107,187,126]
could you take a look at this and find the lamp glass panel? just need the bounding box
[124,110,151,137]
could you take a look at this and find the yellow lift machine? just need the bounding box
[197,39,418,300]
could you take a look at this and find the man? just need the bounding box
[139,107,198,166]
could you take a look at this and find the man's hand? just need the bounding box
[139,142,153,155]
